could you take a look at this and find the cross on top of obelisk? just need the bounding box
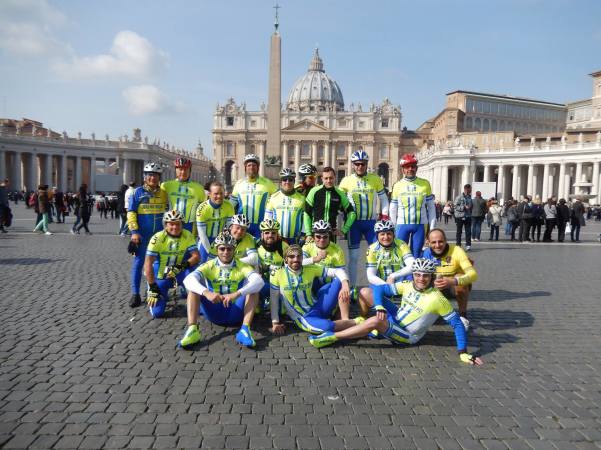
[274,2,280,31]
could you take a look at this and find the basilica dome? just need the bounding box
[286,49,344,112]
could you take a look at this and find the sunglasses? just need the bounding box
[353,162,367,167]
[281,178,295,182]
[314,234,329,240]
[217,246,234,252]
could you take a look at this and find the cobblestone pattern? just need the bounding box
[1,204,600,449]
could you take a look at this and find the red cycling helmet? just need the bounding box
[400,153,418,167]
[175,158,192,169]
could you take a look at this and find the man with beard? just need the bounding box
[256,218,288,307]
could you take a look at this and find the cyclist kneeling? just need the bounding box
[144,210,200,318]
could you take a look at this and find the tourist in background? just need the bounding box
[33,185,52,235]
[470,190,487,242]
[556,198,570,242]
[530,196,544,242]
[488,199,502,241]
[542,198,557,242]
[570,197,585,242]
[453,184,473,250]
[117,184,129,236]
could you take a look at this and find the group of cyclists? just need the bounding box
[125,151,482,366]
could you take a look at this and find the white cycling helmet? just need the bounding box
[214,232,237,248]
[411,258,437,274]
[312,220,332,234]
[374,220,395,233]
[163,209,184,224]
[350,150,368,163]
[244,154,260,165]
[298,163,317,176]
[230,214,250,228]
[143,162,163,174]
[279,168,296,179]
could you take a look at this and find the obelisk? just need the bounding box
[266,3,281,162]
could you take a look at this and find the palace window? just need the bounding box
[226,142,234,157]
[226,116,234,126]
[319,120,325,126]
[359,121,365,128]
[289,120,295,126]
[337,118,347,127]
[379,145,389,160]
[337,143,346,158]
[381,119,389,128]
[301,143,310,158]
[250,120,257,127]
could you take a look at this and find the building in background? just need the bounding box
[566,70,601,130]
[0,118,215,193]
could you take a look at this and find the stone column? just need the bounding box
[311,141,318,167]
[12,151,23,192]
[564,165,572,199]
[89,157,96,192]
[497,165,505,203]
[44,154,53,186]
[511,164,520,199]
[532,166,539,198]
[557,162,566,200]
[122,158,129,184]
[592,161,600,204]
[541,163,550,200]
[75,156,82,189]
[347,142,353,176]
[60,155,68,192]
[259,141,266,177]
[324,141,330,168]
[432,165,442,200]
[483,164,490,183]
[440,165,449,202]
[294,141,301,175]
[461,165,469,187]
[282,141,288,169]
[574,162,583,194]
[0,149,6,180]
[29,153,38,191]
[526,164,534,197]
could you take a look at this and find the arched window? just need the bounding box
[491,119,497,132]
[483,119,489,132]
[475,117,481,130]
[465,117,473,130]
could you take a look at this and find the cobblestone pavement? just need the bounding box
[1,204,601,449]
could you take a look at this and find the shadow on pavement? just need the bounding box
[470,307,535,330]
[0,257,62,265]
[474,289,550,302]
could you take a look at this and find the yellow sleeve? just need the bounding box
[434,290,454,317]
[391,181,400,200]
[374,174,384,192]
[127,211,138,232]
[455,248,478,286]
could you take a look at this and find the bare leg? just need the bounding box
[187,291,200,325]
[332,316,388,341]
[338,297,350,321]
[358,287,373,317]
[242,293,258,326]
[333,319,358,332]
[455,285,469,317]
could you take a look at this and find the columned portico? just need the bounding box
[60,155,68,192]
[282,142,288,169]
[259,141,266,177]
[511,164,520,199]
[541,163,550,200]
[592,161,600,204]
[311,141,318,167]
[89,157,96,192]
[0,150,6,180]
[13,151,22,192]
[75,156,82,188]
[294,141,301,175]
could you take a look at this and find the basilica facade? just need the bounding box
[213,49,403,191]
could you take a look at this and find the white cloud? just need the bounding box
[122,84,184,116]
[0,0,70,56]
[54,31,168,80]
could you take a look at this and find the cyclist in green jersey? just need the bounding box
[302,220,350,320]
[208,214,258,267]
[304,166,356,243]
[161,158,206,234]
[265,168,306,245]
[144,210,200,318]
[308,259,484,366]
[180,232,265,348]
[230,154,277,239]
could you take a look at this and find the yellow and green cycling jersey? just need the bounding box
[339,173,385,220]
[231,176,277,225]
[422,244,478,286]
[195,258,255,295]
[256,240,288,277]
[390,177,433,225]
[265,191,306,239]
[146,229,197,279]
[208,232,257,261]
[196,200,235,241]
[270,264,328,315]
[127,186,168,238]
[302,241,346,269]
[161,179,206,225]
[366,238,413,280]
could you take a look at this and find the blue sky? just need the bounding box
[1,0,600,158]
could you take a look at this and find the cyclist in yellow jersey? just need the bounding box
[127,162,168,308]
[208,214,258,267]
[265,168,306,245]
[230,154,277,239]
[180,232,264,348]
[144,210,200,318]
[422,228,478,329]
[358,220,415,316]
[390,154,436,257]
[269,245,353,337]
[302,220,350,319]
[161,158,206,234]
[339,150,389,286]
[308,259,484,366]
[256,218,288,303]
[196,181,234,262]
